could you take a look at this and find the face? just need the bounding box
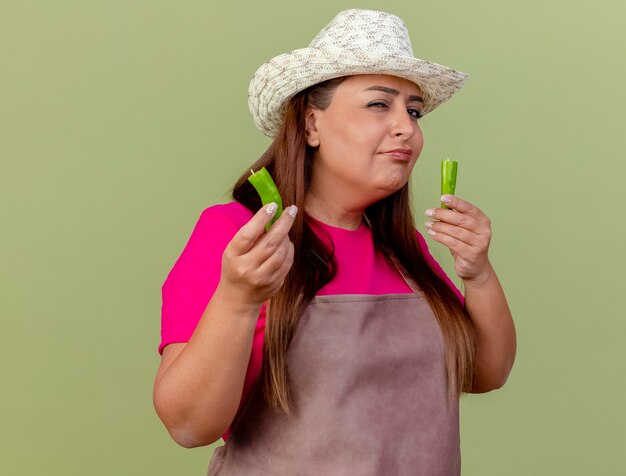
[305,74,425,208]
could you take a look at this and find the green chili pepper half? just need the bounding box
[441,159,458,209]
[248,167,283,232]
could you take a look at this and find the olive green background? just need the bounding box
[2,0,624,474]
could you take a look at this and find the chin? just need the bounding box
[381,177,410,194]
[368,182,407,205]
[382,169,410,187]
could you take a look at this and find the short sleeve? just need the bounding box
[416,230,465,305]
[158,202,266,441]
[158,206,240,355]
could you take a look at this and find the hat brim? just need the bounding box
[248,47,469,137]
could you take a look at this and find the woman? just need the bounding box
[154,9,516,475]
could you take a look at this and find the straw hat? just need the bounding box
[248,9,469,137]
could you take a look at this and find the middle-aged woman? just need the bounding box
[154,9,517,475]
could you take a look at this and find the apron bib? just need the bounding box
[207,291,460,476]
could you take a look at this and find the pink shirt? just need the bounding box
[159,201,463,440]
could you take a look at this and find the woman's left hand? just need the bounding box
[424,194,493,285]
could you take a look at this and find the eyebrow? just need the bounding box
[364,86,423,103]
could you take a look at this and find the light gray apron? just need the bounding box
[207,287,460,475]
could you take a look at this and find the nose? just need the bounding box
[390,106,416,139]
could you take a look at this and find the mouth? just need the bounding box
[382,149,414,161]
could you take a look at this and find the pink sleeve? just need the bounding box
[159,202,266,441]
[416,230,465,305]
[159,206,240,354]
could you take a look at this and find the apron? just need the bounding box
[207,283,460,476]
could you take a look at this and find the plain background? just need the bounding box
[2,0,625,474]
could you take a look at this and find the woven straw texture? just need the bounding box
[248,9,469,137]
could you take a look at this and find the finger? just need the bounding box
[258,238,295,279]
[257,235,292,275]
[263,204,298,240]
[427,227,476,259]
[425,207,480,232]
[425,221,479,248]
[439,195,485,218]
[276,241,296,284]
[253,205,298,262]
[265,242,296,295]
[229,202,281,256]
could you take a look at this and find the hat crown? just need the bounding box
[308,9,414,57]
[248,9,468,137]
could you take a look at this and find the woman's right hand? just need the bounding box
[217,203,297,309]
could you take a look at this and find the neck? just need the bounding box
[304,190,364,231]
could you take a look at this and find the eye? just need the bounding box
[408,108,422,120]
[367,101,388,109]
[366,101,422,120]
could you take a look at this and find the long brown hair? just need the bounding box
[232,77,477,412]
